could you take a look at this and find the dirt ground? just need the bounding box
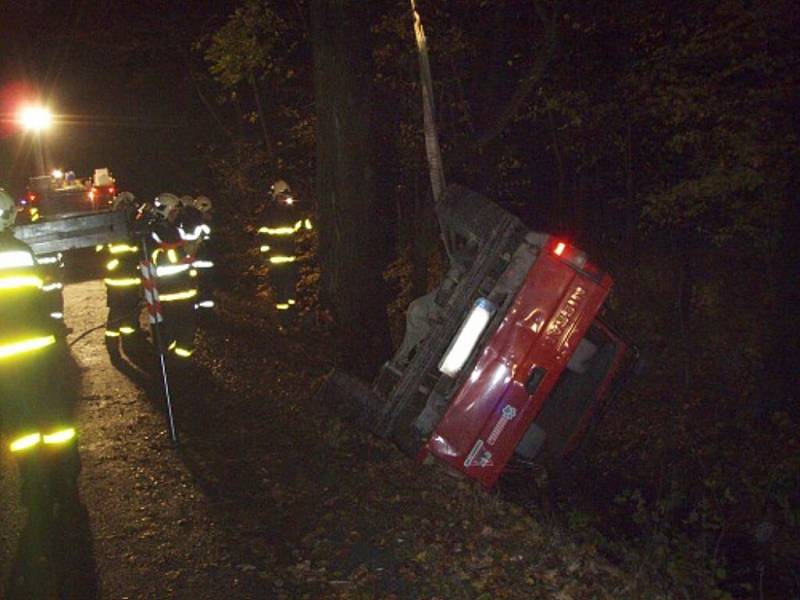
[0,279,685,599]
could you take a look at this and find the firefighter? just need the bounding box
[175,198,206,248]
[185,196,215,313]
[0,188,80,511]
[151,193,197,360]
[175,202,212,315]
[257,180,312,318]
[101,192,143,358]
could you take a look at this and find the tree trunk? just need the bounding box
[676,231,696,391]
[762,157,800,417]
[249,72,275,174]
[311,0,392,375]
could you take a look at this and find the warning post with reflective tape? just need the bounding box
[139,236,178,444]
[139,258,164,324]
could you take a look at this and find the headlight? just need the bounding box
[439,298,496,378]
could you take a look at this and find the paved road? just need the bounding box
[1,280,261,598]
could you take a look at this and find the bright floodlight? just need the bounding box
[18,106,53,131]
[52,169,63,179]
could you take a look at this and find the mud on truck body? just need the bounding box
[328,185,636,489]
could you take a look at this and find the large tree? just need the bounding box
[311,0,392,372]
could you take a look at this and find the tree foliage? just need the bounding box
[196,2,799,592]
[625,1,794,253]
[205,0,288,89]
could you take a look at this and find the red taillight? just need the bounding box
[109,186,115,195]
[550,239,589,270]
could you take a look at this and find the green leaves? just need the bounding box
[204,0,287,88]
[624,0,794,252]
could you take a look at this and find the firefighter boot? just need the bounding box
[104,331,123,364]
[273,263,298,329]
[49,443,82,521]
[121,328,149,358]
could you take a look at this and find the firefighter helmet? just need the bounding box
[0,188,17,232]
[271,180,295,206]
[112,191,137,211]
[180,195,193,207]
[271,179,291,197]
[194,195,212,214]
[153,193,181,219]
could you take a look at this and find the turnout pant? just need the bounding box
[270,262,299,311]
[106,286,141,337]
[0,342,80,506]
[161,298,196,358]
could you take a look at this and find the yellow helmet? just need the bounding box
[270,180,295,206]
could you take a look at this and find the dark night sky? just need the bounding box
[0,1,234,199]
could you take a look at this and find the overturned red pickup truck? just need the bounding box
[327,185,636,489]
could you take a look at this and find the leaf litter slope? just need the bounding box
[25,280,690,598]
[169,288,691,599]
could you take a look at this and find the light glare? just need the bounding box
[17,105,53,131]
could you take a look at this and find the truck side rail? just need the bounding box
[14,210,129,255]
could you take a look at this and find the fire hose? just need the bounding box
[67,305,143,348]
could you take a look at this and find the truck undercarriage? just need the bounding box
[325,185,636,488]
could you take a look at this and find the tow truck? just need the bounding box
[326,185,636,489]
[21,168,117,223]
